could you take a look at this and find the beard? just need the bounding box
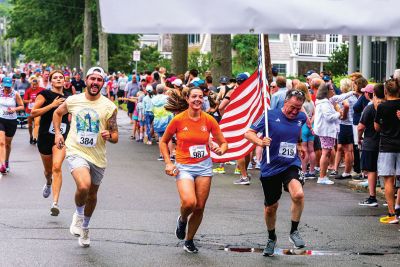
[87,84,101,96]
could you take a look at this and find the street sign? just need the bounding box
[133,50,141,61]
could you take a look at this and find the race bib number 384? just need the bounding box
[189,145,208,159]
[278,142,297,158]
[77,132,97,147]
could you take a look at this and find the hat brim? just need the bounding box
[3,83,12,87]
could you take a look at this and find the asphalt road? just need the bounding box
[0,112,399,267]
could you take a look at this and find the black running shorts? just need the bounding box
[260,165,303,206]
[0,118,17,137]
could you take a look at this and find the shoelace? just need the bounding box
[266,239,275,250]
[291,231,302,241]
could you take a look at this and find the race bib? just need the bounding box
[189,145,208,159]
[49,122,67,135]
[278,142,297,158]
[77,131,97,147]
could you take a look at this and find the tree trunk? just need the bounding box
[263,34,273,85]
[96,0,108,72]
[211,34,232,86]
[171,34,188,75]
[69,46,81,71]
[83,0,93,74]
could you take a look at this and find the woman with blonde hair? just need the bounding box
[296,83,316,179]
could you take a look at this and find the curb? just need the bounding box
[347,180,385,199]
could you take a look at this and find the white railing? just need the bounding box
[293,40,341,57]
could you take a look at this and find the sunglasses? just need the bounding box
[285,90,305,100]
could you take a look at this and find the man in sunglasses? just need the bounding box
[245,90,307,257]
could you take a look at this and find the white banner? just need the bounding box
[99,0,400,36]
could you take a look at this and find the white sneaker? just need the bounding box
[79,228,90,247]
[70,213,83,237]
[317,177,334,185]
[42,184,51,198]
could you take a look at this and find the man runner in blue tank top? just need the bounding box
[245,90,307,257]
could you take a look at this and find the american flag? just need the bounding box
[211,35,269,163]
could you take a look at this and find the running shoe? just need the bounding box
[183,240,198,253]
[70,213,84,237]
[329,170,338,176]
[317,177,334,185]
[304,172,316,180]
[175,216,187,240]
[32,138,37,145]
[233,177,250,185]
[42,184,52,198]
[379,215,398,224]
[289,230,306,248]
[262,238,277,257]
[79,228,90,247]
[335,174,352,180]
[255,161,261,169]
[50,202,60,216]
[248,162,257,170]
[352,174,364,181]
[29,137,34,144]
[0,164,6,175]
[314,167,320,172]
[358,180,369,187]
[212,167,225,174]
[234,168,241,175]
[5,162,9,173]
[358,197,378,207]
[157,155,164,161]
[170,155,176,162]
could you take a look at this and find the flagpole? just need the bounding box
[260,34,270,164]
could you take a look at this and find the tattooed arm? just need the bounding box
[101,109,119,143]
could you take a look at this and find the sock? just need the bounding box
[76,205,85,216]
[5,161,8,168]
[370,195,377,200]
[82,216,91,228]
[290,221,299,234]
[268,229,276,240]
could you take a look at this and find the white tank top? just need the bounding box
[0,88,17,120]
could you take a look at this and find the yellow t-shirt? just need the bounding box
[65,93,117,168]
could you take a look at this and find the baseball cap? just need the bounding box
[304,70,315,77]
[86,66,106,79]
[146,85,154,92]
[322,75,331,82]
[361,84,374,93]
[219,76,229,84]
[236,73,249,82]
[307,73,320,80]
[191,79,205,87]
[2,77,12,87]
[171,78,182,87]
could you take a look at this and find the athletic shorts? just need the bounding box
[156,131,165,139]
[361,150,379,172]
[139,120,145,127]
[127,102,135,114]
[260,165,304,206]
[132,115,139,121]
[66,154,105,185]
[377,152,400,177]
[175,157,213,180]
[313,135,321,150]
[338,124,354,145]
[0,118,17,137]
[37,132,68,155]
[117,89,125,98]
[319,136,336,150]
[301,123,314,142]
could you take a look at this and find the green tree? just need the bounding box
[325,44,349,75]
[232,34,258,74]
[188,50,211,77]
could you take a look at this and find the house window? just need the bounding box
[272,63,287,74]
[269,34,281,42]
[329,34,339,43]
[188,34,201,45]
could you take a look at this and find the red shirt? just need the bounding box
[24,87,44,113]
